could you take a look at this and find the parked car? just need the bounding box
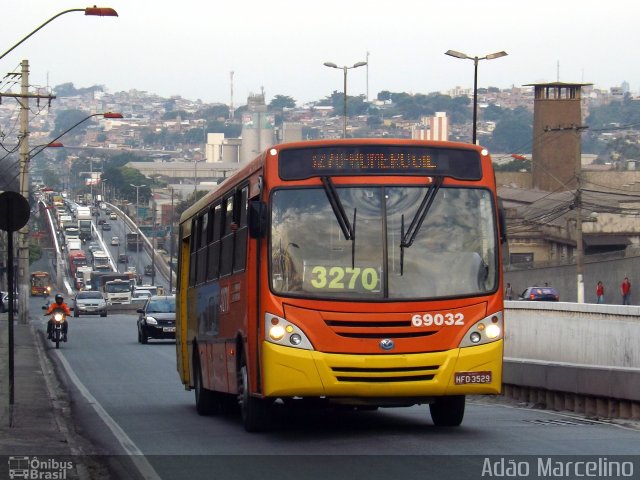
[1,291,18,313]
[101,223,111,231]
[118,253,129,264]
[136,295,176,344]
[73,291,107,317]
[111,236,120,246]
[519,286,560,302]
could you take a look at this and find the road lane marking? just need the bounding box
[54,349,163,480]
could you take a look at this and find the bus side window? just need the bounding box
[189,218,197,287]
[196,211,208,285]
[207,203,222,281]
[220,196,235,276]
[233,186,248,272]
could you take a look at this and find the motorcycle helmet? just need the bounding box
[55,294,64,304]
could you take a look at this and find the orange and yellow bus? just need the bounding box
[30,271,52,296]
[176,139,506,431]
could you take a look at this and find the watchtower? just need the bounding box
[525,82,591,191]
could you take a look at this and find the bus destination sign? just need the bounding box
[278,145,482,181]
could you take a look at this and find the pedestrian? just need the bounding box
[596,281,604,304]
[621,277,631,305]
[505,282,513,300]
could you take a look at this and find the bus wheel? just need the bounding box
[238,362,269,432]
[429,395,465,427]
[194,355,221,416]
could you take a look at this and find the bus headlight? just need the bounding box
[265,313,314,350]
[459,311,503,348]
[485,323,501,339]
[269,325,286,341]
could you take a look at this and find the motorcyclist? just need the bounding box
[45,294,72,342]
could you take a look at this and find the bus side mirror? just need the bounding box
[248,200,267,239]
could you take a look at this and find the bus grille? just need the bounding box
[331,365,438,383]
[324,318,436,339]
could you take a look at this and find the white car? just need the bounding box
[111,236,120,246]
[131,289,152,304]
[109,212,117,220]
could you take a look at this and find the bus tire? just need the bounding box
[429,395,465,427]
[194,353,220,416]
[238,362,269,432]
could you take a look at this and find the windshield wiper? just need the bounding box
[400,176,443,275]
[321,177,357,267]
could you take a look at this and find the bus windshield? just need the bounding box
[105,283,131,293]
[31,273,49,287]
[271,185,497,300]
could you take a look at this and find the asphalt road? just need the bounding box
[30,302,640,480]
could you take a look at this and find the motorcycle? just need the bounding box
[42,305,68,349]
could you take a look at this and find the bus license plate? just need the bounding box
[163,327,176,333]
[454,371,492,385]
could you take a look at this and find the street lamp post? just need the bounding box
[151,206,156,286]
[323,60,367,138]
[167,186,175,293]
[0,6,118,62]
[130,183,146,284]
[445,49,507,144]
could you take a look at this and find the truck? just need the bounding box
[89,272,135,298]
[126,232,142,251]
[104,279,132,304]
[67,239,82,252]
[92,251,111,271]
[76,266,93,290]
[68,250,88,278]
[77,206,93,241]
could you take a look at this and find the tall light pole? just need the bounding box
[445,49,507,144]
[167,186,175,293]
[130,183,146,283]
[323,60,367,138]
[0,6,118,62]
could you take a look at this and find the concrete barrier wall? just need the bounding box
[504,301,640,409]
[505,301,640,367]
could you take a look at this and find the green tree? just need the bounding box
[174,190,208,218]
[198,104,230,120]
[269,95,296,110]
[52,109,96,137]
[485,107,532,152]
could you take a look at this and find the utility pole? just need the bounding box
[544,123,588,303]
[575,176,584,303]
[2,60,55,324]
[18,60,30,325]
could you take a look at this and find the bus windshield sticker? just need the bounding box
[302,264,382,294]
[279,145,482,181]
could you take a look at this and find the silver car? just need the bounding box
[73,291,107,317]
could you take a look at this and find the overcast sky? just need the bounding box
[2,1,637,106]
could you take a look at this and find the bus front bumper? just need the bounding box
[261,340,503,399]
